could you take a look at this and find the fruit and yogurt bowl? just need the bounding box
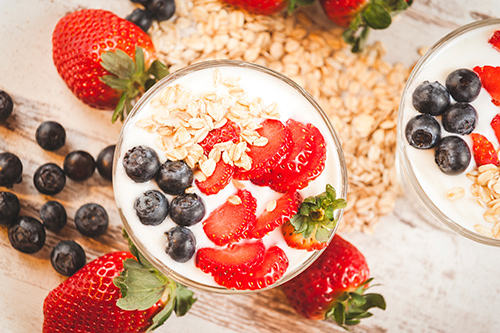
[398,19,500,246]
[113,60,348,293]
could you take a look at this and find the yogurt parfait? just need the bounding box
[113,60,347,292]
[398,19,500,245]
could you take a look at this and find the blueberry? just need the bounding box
[170,193,205,226]
[64,151,96,181]
[412,81,450,116]
[442,102,477,135]
[50,240,86,276]
[434,136,471,175]
[40,201,67,232]
[35,121,66,151]
[75,203,108,237]
[134,190,169,226]
[165,226,196,263]
[123,146,160,183]
[0,90,13,122]
[445,68,481,102]
[0,152,23,187]
[156,160,193,195]
[146,0,176,21]
[96,145,115,180]
[8,216,46,253]
[405,114,441,149]
[0,192,20,226]
[33,163,66,195]
[126,8,154,32]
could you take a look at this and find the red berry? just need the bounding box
[247,190,301,239]
[491,114,500,144]
[195,159,234,195]
[195,240,266,287]
[234,119,291,180]
[198,120,241,154]
[471,133,499,167]
[319,0,368,27]
[489,30,500,52]
[474,65,500,107]
[224,246,289,290]
[222,0,288,15]
[281,234,385,324]
[43,252,164,333]
[202,189,257,246]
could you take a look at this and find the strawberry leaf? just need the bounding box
[114,258,169,311]
[174,284,197,316]
[363,3,391,29]
[101,49,136,79]
[100,76,130,91]
[148,60,169,81]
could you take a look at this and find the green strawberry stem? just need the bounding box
[100,46,169,123]
[287,0,316,14]
[343,0,413,53]
[290,184,347,243]
[326,278,386,328]
[114,230,196,332]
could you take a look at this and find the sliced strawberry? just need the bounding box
[247,191,301,239]
[203,189,257,246]
[251,119,312,188]
[234,119,291,180]
[282,220,329,251]
[489,30,500,52]
[254,121,326,192]
[491,114,500,145]
[471,133,499,167]
[224,246,289,290]
[198,120,240,154]
[473,66,500,106]
[195,159,234,195]
[195,240,265,281]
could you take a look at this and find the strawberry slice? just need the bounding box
[198,120,241,154]
[247,191,301,239]
[473,66,500,106]
[282,220,329,251]
[223,246,289,290]
[203,189,257,246]
[254,121,326,192]
[491,114,500,145]
[234,119,291,180]
[251,119,313,188]
[195,240,265,281]
[489,30,500,52]
[195,159,234,195]
[471,133,499,167]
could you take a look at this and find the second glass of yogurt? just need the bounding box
[398,19,500,246]
[113,60,348,293]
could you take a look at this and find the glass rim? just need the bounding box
[113,59,349,293]
[397,18,500,247]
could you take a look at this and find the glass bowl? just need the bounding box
[397,19,500,246]
[113,60,348,293]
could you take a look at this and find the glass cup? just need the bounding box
[113,60,348,293]
[397,19,500,246]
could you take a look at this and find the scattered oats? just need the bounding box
[200,158,217,177]
[194,170,207,182]
[185,186,197,194]
[266,200,277,212]
[228,195,242,205]
[447,187,465,201]
[253,136,268,147]
[232,179,246,190]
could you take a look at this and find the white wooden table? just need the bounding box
[1,0,500,332]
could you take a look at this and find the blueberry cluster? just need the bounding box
[123,145,204,262]
[406,68,481,175]
[0,92,114,276]
[126,0,176,32]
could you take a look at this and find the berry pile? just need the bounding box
[405,68,480,175]
[0,94,117,276]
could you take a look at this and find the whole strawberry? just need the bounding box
[52,9,169,122]
[43,251,195,333]
[320,0,413,52]
[281,234,385,326]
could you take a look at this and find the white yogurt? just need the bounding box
[400,22,500,237]
[114,63,346,288]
